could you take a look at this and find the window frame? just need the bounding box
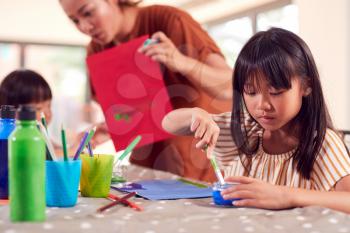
[0,40,90,102]
[205,0,293,34]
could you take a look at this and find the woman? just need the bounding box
[59,0,232,181]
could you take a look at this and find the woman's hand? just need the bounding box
[138,31,185,72]
[221,176,294,210]
[190,108,220,158]
[138,32,232,100]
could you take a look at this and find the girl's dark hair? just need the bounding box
[231,27,333,179]
[0,69,52,107]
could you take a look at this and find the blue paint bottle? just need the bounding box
[212,182,240,206]
[0,105,16,199]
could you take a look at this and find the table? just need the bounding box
[1,165,350,233]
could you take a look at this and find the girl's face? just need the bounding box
[60,0,124,45]
[243,77,309,133]
[28,100,52,125]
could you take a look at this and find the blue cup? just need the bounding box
[45,159,81,207]
[212,182,240,206]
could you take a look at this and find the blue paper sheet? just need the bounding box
[111,179,213,200]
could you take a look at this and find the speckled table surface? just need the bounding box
[1,165,350,233]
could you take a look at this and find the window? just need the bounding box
[208,17,253,67]
[0,43,21,80]
[0,42,94,147]
[25,45,89,145]
[257,4,298,33]
[206,2,298,65]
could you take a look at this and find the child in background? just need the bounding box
[162,28,350,213]
[0,69,69,157]
[0,69,52,124]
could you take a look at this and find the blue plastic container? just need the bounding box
[0,105,16,199]
[46,159,81,207]
[212,182,240,206]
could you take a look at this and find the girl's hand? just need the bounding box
[138,31,185,72]
[190,108,220,158]
[221,176,293,210]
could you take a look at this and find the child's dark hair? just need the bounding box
[0,69,52,107]
[231,27,334,179]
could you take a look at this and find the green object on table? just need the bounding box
[80,154,114,197]
[9,106,46,222]
[111,176,126,183]
[111,136,142,183]
[177,178,208,188]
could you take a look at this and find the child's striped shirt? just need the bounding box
[212,111,350,190]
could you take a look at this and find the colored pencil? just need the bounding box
[97,192,136,212]
[40,112,48,134]
[73,127,96,160]
[73,132,88,160]
[61,124,68,161]
[108,193,143,211]
[87,142,93,157]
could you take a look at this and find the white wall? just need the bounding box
[295,0,350,130]
[0,0,88,44]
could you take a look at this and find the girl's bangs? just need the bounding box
[236,46,297,93]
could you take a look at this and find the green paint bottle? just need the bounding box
[9,105,46,222]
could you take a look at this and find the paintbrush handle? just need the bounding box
[118,136,142,161]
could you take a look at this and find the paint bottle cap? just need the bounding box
[17,105,36,120]
[0,105,16,119]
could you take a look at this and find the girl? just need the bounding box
[59,0,233,181]
[162,28,350,213]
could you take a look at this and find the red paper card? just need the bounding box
[86,35,173,151]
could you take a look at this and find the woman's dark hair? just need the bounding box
[0,69,52,107]
[118,0,142,7]
[231,27,334,179]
